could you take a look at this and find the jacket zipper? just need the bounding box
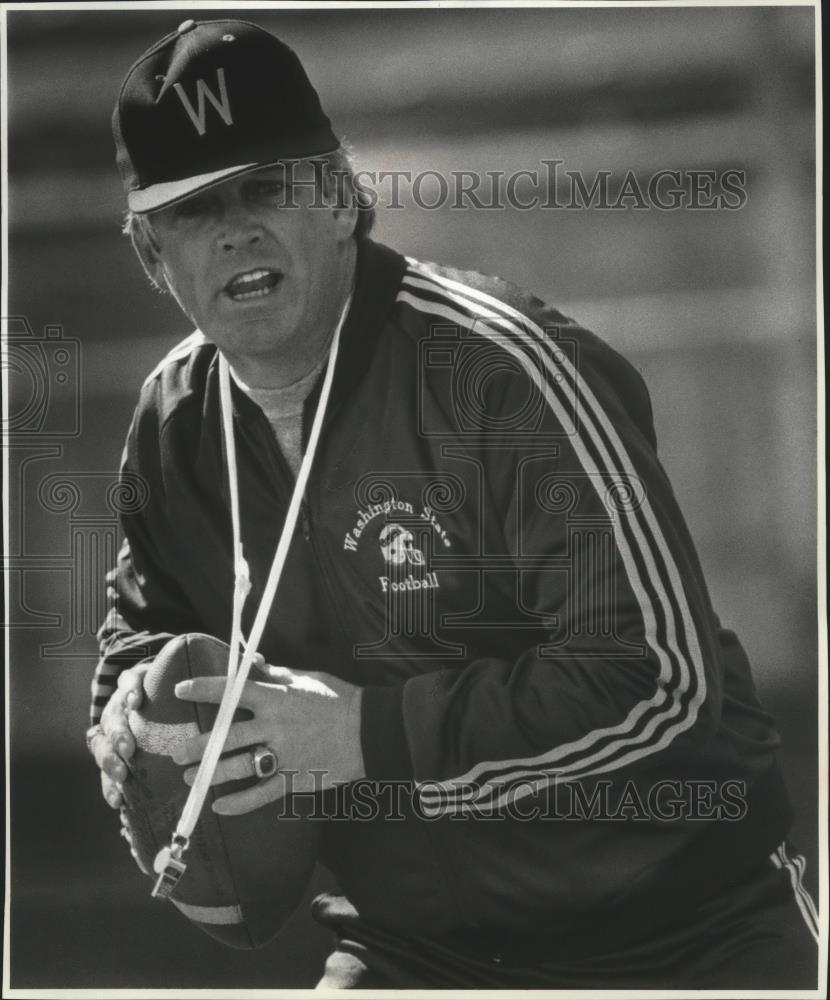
[300,499,356,650]
[246,409,354,650]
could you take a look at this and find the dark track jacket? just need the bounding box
[93,238,792,954]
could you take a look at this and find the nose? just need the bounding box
[215,198,263,253]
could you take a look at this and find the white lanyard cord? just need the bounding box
[219,351,251,681]
[152,294,350,884]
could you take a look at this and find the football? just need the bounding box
[119,632,320,949]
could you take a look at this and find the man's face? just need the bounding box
[143,161,355,366]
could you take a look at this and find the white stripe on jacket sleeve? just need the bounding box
[400,262,707,813]
[770,844,819,942]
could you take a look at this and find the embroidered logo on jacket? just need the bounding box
[379,524,424,566]
[343,496,452,593]
[378,523,440,594]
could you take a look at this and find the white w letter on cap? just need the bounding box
[173,67,233,136]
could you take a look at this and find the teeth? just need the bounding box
[235,269,271,285]
[226,268,280,300]
[233,287,273,300]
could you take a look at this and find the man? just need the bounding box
[88,18,818,989]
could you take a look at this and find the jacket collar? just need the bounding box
[219,238,406,427]
[330,238,407,410]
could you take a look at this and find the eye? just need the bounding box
[173,195,210,220]
[251,178,287,198]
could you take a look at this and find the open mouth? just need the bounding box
[225,269,282,301]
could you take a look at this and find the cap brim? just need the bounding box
[128,162,264,213]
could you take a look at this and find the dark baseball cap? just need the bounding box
[113,18,339,213]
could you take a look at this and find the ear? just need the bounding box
[129,218,169,292]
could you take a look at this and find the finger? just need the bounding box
[100,686,126,729]
[92,730,128,782]
[118,666,146,710]
[212,773,291,815]
[175,676,269,712]
[100,686,137,761]
[183,749,257,787]
[257,663,295,684]
[130,846,152,877]
[173,675,227,704]
[235,651,266,679]
[286,672,337,698]
[101,769,123,809]
[119,811,152,876]
[103,709,136,762]
[256,664,335,698]
[119,809,133,845]
[171,719,261,766]
[250,658,282,683]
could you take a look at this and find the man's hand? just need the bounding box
[88,664,149,809]
[172,665,365,815]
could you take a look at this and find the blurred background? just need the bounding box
[5,4,818,989]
